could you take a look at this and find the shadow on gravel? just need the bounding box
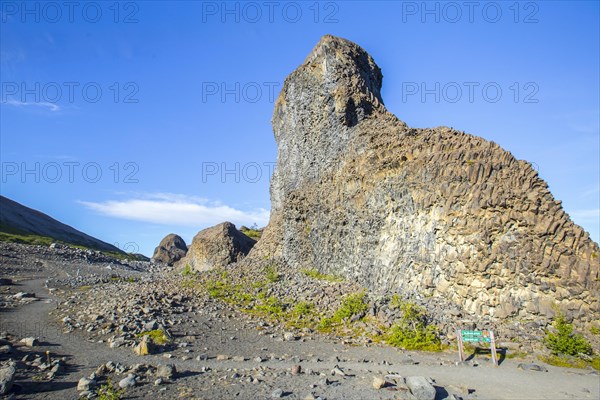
[434,386,449,399]
[177,370,202,379]
[13,380,77,395]
[39,341,62,347]
[464,346,506,366]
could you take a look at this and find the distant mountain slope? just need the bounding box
[0,195,123,253]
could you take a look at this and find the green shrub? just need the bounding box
[301,268,343,282]
[389,294,403,309]
[318,316,334,331]
[136,329,169,345]
[315,292,368,332]
[240,226,262,240]
[539,354,588,369]
[265,265,280,283]
[97,378,125,400]
[545,313,592,356]
[332,292,368,322]
[385,300,441,351]
[255,296,285,316]
[386,323,440,351]
[293,301,313,316]
[539,354,600,371]
[182,264,193,276]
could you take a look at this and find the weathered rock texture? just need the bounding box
[251,35,599,333]
[180,222,256,272]
[152,234,187,265]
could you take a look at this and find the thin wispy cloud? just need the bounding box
[79,193,270,228]
[3,98,60,112]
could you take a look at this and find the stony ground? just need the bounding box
[1,242,599,400]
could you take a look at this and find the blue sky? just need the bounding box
[1,1,598,256]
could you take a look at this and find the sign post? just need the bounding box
[457,329,498,366]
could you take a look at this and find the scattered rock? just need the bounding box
[77,377,96,392]
[406,376,436,400]
[373,377,388,389]
[134,335,154,356]
[144,320,159,331]
[0,360,16,395]
[13,292,35,299]
[118,374,137,388]
[518,363,548,372]
[291,365,302,375]
[0,345,12,355]
[156,364,176,380]
[20,337,39,347]
[271,388,284,398]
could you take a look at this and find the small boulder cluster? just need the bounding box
[77,361,177,398]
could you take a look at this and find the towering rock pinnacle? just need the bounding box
[251,35,599,335]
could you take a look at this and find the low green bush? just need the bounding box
[293,301,313,316]
[545,313,592,356]
[182,264,193,276]
[300,268,343,282]
[136,329,169,345]
[97,378,125,400]
[332,292,368,322]
[385,299,441,351]
[265,265,280,282]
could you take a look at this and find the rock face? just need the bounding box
[180,222,256,272]
[152,234,187,265]
[251,35,600,332]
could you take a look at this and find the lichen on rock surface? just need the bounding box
[249,35,600,343]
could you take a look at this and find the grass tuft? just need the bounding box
[136,329,169,345]
[384,298,441,351]
[301,268,343,282]
[97,378,125,400]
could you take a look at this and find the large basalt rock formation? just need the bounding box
[152,234,187,265]
[180,222,256,272]
[251,35,599,333]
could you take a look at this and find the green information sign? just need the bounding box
[457,329,498,366]
[461,330,491,343]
